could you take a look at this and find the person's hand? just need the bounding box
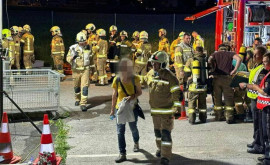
[230,69,237,76]
[110,109,115,116]
[239,83,247,89]
[126,94,135,101]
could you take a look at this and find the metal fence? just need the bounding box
[3,69,62,113]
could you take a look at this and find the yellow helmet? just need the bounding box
[158,28,166,36]
[2,29,11,39]
[109,25,117,32]
[50,26,61,36]
[18,27,23,33]
[85,23,96,32]
[81,30,87,36]
[120,30,128,38]
[76,32,87,42]
[139,31,148,40]
[239,44,246,54]
[96,29,106,37]
[23,24,31,32]
[132,31,140,39]
[10,26,19,35]
[179,31,185,38]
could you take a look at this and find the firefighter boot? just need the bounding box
[214,110,224,121]
[199,111,207,123]
[188,112,196,124]
[225,110,234,124]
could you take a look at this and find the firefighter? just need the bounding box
[208,44,242,124]
[108,25,119,60]
[50,26,65,75]
[185,46,208,124]
[85,23,98,83]
[142,51,183,165]
[117,30,134,60]
[158,29,170,54]
[93,29,108,86]
[132,31,140,50]
[10,26,21,70]
[18,27,24,37]
[134,31,152,84]
[2,29,15,69]
[170,31,184,62]
[192,31,204,50]
[20,24,34,69]
[66,32,92,112]
[246,37,263,72]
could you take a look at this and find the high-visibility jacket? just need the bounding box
[2,39,15,64]
[12,35,21,55]
[158,37,170,53]
[257,72,270,109]
[135,41,151,65]
[51,35,65,56]
[87,33,97,47]
[247,64,264,99]
[93,39,108,58]
[193,35,204,50]
[142,69,183,115]
[20,32,34,54]
[170,38,181,61]
[174,42,194,71]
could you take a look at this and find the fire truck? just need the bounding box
[185,0,270,53]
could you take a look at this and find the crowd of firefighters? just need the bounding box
[3,22,270,164]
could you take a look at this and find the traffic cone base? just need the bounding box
[33,156,62,165]
[0,155,21,164]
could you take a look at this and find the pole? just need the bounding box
[173,13,175,41]
[51,10,54,27]
[114,13,117,26]
[0,0,3,125]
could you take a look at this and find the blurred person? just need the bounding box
[208,43,241,124]
[66,32,92,112]
[241,46,267,155]
[240,53,270,164]
[92,29,108,86]
[110,58,142,163]
[142,51,183,165]
[20,24,34,69]
[158,28,170,54]
[134,31,152,84]
[10,26,21,70]
[50,26,65,76]
[192,31,204,50]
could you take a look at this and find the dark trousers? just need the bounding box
[252,99,265,152]
[262,107,270,164]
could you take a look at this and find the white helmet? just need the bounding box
[76,32,87,42]
[85,23,96,32]
[139,31,148,40]
[10,26,19,35]
[132,31,140,39]
[120,30,128,38]
[97,29,106,37]
[109,25,117,32]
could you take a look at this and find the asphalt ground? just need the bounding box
[7,75,260,165]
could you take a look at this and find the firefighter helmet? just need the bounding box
[76,32,87,42]
[85,23,96,32]
[10,26,19,35]
[18,27,23,33]
[50,26,62,36]
[132,31,140,39]
[97,29,106,37]
[139,31,148,39]
[158,28,166,36]
[23,24,31,32]
[2,29,11,39]
[149,51,168,64]
[120,30,128,38]
[109,25,117,32]
[81,30,87,36]
[179,31,185,38]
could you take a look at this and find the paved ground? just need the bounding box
[7,75,260,165]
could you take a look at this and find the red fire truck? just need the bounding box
[185,0,270,53]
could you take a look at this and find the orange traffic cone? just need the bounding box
[179,98,188,120]
[0,112,21,164]
[34,114,61,165]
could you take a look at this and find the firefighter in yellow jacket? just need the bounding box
[2,29,15,69]
[170,31,184,62]
[85,23,98,83]
[142,51,183,165]
[134,31,152,84]
[185,46,208,124]
[158,29,170,54]
[92,29,108,86]
[132,31,140,50]
[20,24,34,69]
[66,32,93,111]
[50,26,65,74]
[10,26,21,70]
[192,31,204,50]
[117,31,134,60]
